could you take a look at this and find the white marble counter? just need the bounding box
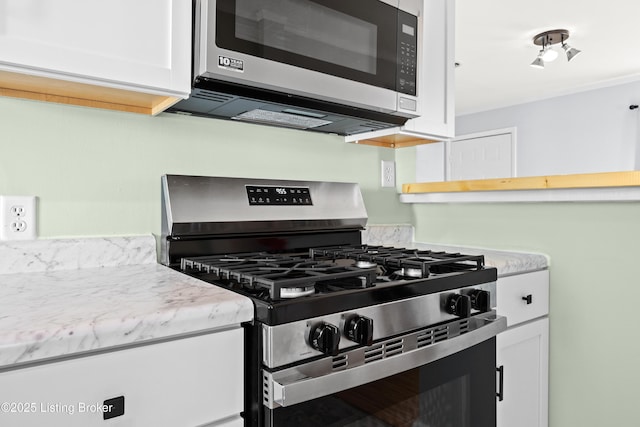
[364,225,549,276]
[0,236,254,369]
[362,225,414,246]
[0,235,157,274]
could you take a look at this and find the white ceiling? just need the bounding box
[454,0,640,115]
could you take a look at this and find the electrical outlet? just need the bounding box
[0,196,37,241]
[381,160,396,187]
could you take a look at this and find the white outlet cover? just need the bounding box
[381,160,396,187]
[0,196,37,241]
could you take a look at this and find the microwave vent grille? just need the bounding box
[363,122,392,131]
[192,89,235,104]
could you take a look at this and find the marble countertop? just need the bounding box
[0,236,254,369]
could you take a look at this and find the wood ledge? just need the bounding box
[402,171,640,193]
[0,70,180,115]
[352,133,440,148]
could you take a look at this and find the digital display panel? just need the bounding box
[402,23,415,36]
[246,186,313,206]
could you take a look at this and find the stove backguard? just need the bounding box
[161,175,368,265]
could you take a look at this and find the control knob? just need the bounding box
[309,322,340,356]
[345,315,374,346]
[469,289,491,312]
[445,294,471,318]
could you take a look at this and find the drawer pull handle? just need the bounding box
[522,294,533,305]
[496,365,505,401]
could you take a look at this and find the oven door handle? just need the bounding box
[263,312,507,409]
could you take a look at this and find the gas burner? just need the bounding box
[393,267,425,279]
[355,260,377,269]
[280,286,316,299]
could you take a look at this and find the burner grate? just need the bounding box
[310,245,484,278]
[181,252,378,300]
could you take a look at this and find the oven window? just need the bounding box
[216,0,400,90]
[265,339,495,427]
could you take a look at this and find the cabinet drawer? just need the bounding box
[0,328,244,427]
[497,270,549,327]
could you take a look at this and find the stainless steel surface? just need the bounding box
[161,172,503,420]
[263,311,507,409]
[162,175,367,233]
[170,0,421,135]
[161,175,368,264]
[261,281,496,368]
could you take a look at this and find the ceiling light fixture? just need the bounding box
[530,29,581,68]
[530,54,544,69]
[562,43,581,62]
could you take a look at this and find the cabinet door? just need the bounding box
[496,318,549,427]
[0,329,244,427]
[0,0,190,97]
[400,0,455,139]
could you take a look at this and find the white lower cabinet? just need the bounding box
[496,270,550,427]
[497,318,549,427]
[0,328,244,427]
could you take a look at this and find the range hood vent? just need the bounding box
[167,78,408,136]
[191,90,234,105]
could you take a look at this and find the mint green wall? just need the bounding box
[9,93,637,427]
[413,202,640,427]
[0,96,412,237]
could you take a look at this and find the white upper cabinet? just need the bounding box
[0,0,191,114]
[346,0,455,148]
[401,0,455,139]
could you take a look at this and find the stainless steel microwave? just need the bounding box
[168,0,424,136]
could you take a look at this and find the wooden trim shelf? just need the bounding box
[352,133,440,149]
[402,171,640,194]
[0,70,180,116]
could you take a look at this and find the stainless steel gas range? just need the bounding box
[161,175,507,427]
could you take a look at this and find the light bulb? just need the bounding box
[541,46,558,62]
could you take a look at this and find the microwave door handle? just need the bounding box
[265,313,507,409]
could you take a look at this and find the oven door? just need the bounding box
[261,313,506,427]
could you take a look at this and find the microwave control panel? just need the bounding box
[246,185,313,206]
[397,10,418,96]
